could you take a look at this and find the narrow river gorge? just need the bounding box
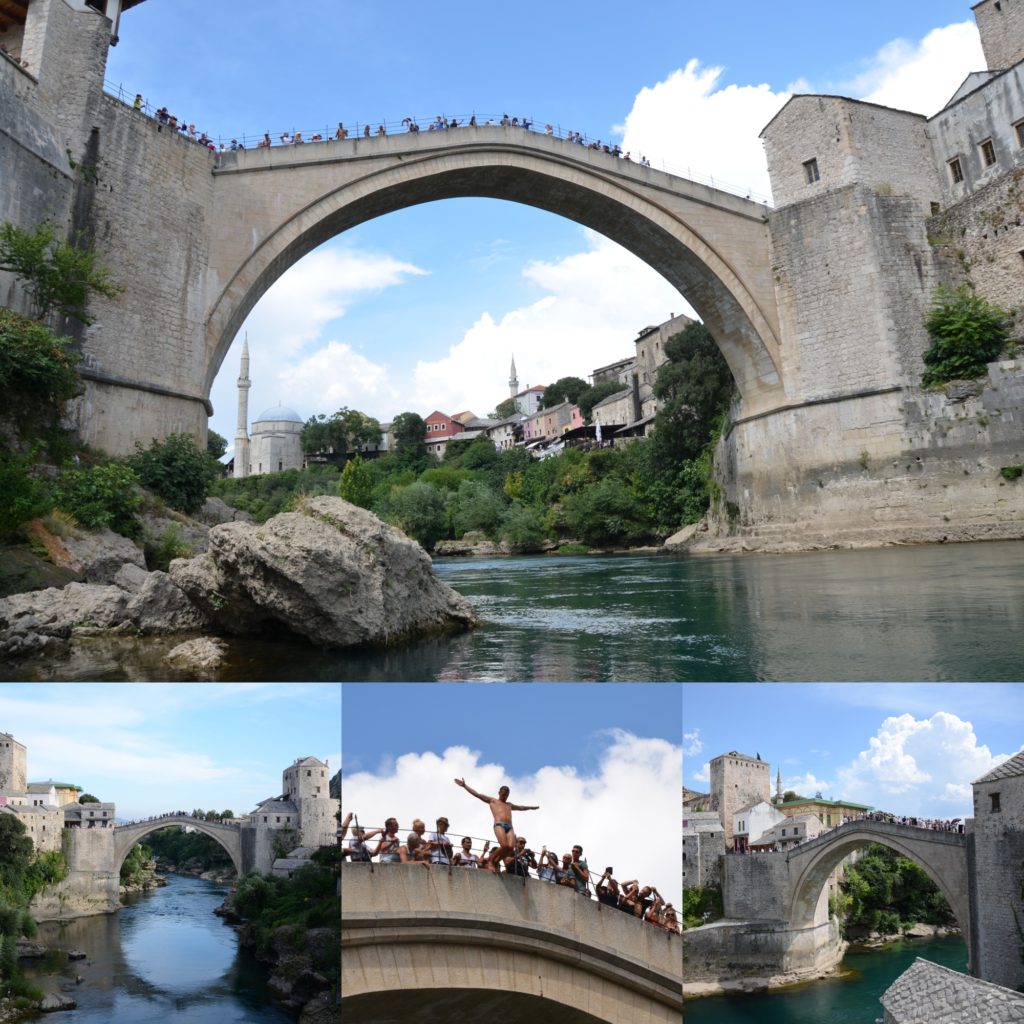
[25,873,291,1023]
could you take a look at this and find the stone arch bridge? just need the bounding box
[341,862,682,1024]
[785,819,969,946]
[113,814,244,876]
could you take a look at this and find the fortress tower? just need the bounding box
[969,751,1024,989]
[282,756,337,849]
[710,751,770,850]
[0,732,27,794]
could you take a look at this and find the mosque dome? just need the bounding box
[253,404,303,424]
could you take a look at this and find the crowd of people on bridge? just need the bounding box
[123,91,653,166]
[118,810,239,828]
[340,794,678,935]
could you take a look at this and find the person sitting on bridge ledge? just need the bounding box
[376,817,419,865]
[406,818,432,862]
[454,778,538,869]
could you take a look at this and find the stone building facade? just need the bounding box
[709,751,770,850]
[0,732,27,793]
[0,730,63,852]
[968,749,1024,990]
[682,811,724,890]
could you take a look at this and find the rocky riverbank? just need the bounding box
[154,860,236,884]
[0,495,479,678]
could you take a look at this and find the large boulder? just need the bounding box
[60,526,146,583]
[169,496,479,647]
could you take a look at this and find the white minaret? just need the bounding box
[776,766,783,805]
[509,355,519,398]
[234,336,251,479]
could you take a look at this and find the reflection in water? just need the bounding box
[27,874,290,1023]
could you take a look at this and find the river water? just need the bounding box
[5,540,1024,680]
[24,874,290,1023]
[683,934,968,1023]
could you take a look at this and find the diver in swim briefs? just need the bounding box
[454,778,539,868]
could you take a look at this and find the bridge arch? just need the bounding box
[112,816,243,877]
[786,822,969,950]
[205,132,785,414]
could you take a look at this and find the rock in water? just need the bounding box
[170,496,478,647]
[39,993,77,1011]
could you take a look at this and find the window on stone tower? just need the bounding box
[803,158,820,184]
[948,158,964,184]
[991,792,1001,812]
[1016,121,1024,148]
[980,139,997,167]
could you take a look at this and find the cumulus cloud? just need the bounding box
[783,773,833,797]
[614,20,983,206]
[683,729,703,758]
[617,60,788,201]
[837,712,1018,817]
[342,729,682,910]
[275,340,398,414]
[690,761,710,785]
[411,231,685,415]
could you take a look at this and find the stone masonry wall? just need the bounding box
[768,185,940,403]
[722,852,789,920]
[974,0,1024,71]
[710,753,770,850]
[928,164,1024,324]
[763,96,941,213]
[970,774,1024,989]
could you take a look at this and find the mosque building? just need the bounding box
[232,337,305,478]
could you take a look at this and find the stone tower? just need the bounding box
[0,732,27,794]
[509,355,519,398]
[710,751,770,850]
[234,336,251,479]
[969,750,1024,989]
[282,756,336,848]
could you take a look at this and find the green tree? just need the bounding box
[130,433,213,514]
[338,454,374,508]
[79,794,99,803]
[450,479,506,538]
[921,284,1009,386]
[0,816,34,894]
[389,481,449,549]
[540,375,589,409]
[301,407,382,455]
[562,475,654,548]
[495,397,518,419]
[207,430,228,460]
[577,380,625,423]
[56,463,142,536]
[653,322,734,463]
[499,503,547,552]
[0,219,121,324]
[0,446,53,537]
[390,411,430,470]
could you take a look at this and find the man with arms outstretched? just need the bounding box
[454,778,538,868]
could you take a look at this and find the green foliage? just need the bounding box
[56,462,142,536]
[495,397,518,418]
[212,466,338,522]
[145,827,234,872]
[301,407,382,455]
[577,380,625,423]
[0,308,80,444]
[682,886,722,929]
[120,843,153,885]
[540,375,589,409]
[206,430,228,460]
[499,503,547,552]
[23,851,67,900]
[444,435,500,472]
[1000,465,1023,481]
[450,479,505,538]
[338,454,374,508]
[921,285,1009,386]
[839,843,955,937]
[78,793,99,803]
[129,433,215,514]
[0,816,34,898]
[0,219,122,324]
[0,445,53,537]
[562,474,654,548]
[390,411,429,468]
[388,481,449,550]
[145,522,193,572]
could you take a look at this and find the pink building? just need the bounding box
[424,410,465,457]
[523,401,575,443]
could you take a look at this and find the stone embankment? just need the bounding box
[0,496,478,670]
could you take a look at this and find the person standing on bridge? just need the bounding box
[453,778,538,869]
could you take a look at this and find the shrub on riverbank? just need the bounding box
[682,886,722,929]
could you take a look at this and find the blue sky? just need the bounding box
[682,683,1024,818]
[342,682,681,907]
[106,3,984,454]
[0,683,340,820]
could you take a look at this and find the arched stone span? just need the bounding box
[112,816,243,877]
[786,820,969,950]
[205,129,785,415]
[341,862,681,1024]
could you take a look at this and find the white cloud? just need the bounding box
[691,761,710,785]
[411,231,685,415]
[841,22,984,115]
[683,729,703,758]
[275,339,398,415]
[342,729,681,910]
[837,712,1018,817]
[617,59,789,201]
[784,772,833,797]
[239,245,427,359]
